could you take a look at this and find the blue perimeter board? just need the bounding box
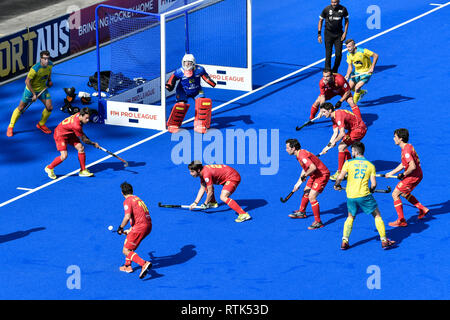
[0,0,449,300]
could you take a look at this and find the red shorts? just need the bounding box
[324,89,350,101]
[54,134,81,151]
[124,224,152,251]
[396,175,422,194]
[222,178,240,194]
[306,174,330,193]
[342,127,367,146]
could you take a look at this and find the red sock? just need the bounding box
[78,152,86,170]
[310,104,318,119]
[405,194,428,212]
[299,194,309,212]
[48,156,63,169]
[344,149,351,161]
[394,199,405,220]
[126,252,145,267]
[310,200,321,222]
[351,105,362,120]
[225,198,246,215]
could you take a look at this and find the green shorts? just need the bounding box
[351,71,371,84]
[347,194,378,216]
[21,87,51,104]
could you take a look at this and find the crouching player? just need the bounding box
[165,54,216,133]
[285,139,330,230]
[117,182,152,279]
[188,161,251,223]
[334,142,395,250]
[44,107,99,179]
[385,128,429,227]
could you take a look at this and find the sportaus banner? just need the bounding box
[0,15,70,83]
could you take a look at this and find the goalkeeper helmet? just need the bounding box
[182,54,196,77]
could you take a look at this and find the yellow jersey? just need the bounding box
[342,156,376,199]
[27,61,53,92]
[346,47,374,74]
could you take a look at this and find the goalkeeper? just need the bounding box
[165,54,216,133]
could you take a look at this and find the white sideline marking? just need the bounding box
[1,2,449,208]
[16,187,33,191]
[430,3,444,6]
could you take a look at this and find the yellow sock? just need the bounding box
[343,216,354,240]
[353,91,361,103]
[9,107,22,128]
[375,216,386,240]
[39,108,51,126]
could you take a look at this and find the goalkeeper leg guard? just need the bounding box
[166,102,190,133]
[194,98,212,134]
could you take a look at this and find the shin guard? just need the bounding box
[194,98,212,134]
[167,102,189,133]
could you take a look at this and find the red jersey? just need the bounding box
[332,109,366,131]
[123,195,152,231]
[296,149,330,179]
[401,143,423,178]
[319,73,350,96]
[200,164,241,186]
[55,113,84,138]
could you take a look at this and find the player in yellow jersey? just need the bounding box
[343,39,378,103]
[334,141,395,250]
[7,50,54,137]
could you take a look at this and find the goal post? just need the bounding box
[95,0,252,130]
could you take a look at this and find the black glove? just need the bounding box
[301,175,307,182]
[335,101,342,109]
[398,173,405,180]
[334,182,343,190]
[369,186,376,193]
[117,226,124,235]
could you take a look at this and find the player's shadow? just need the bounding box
[205,198,268,214]
[359,94,414,107]
[319,202,348,227]
[143,244,197,280]
[373,64,397,73]
[370,160,399,172]
[252,62,322,88]
[90,161,146,174]
[0,227,45,244]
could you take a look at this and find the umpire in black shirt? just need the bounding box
[318,0,349,73]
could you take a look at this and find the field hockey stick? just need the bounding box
[22,87,48,113]
[98,146,129,167]
[158,202,206,209]
[376,174,400,179]
[296,114,321,131]
[336,186,391,193]
[280,191,295,203]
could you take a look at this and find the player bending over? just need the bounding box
[334,142,395,250]
[310,68,362,121]
[117,182,152,279]
[188,161,251,223]
[344,39,378,103]
[165,54,216,134]
[318,102,367,180]
[385,128,429,227]
[285,139,330,230]
[44,107,99,179]
[7,50,54,137]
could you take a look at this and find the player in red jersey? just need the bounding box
[44,107,99,179]
[310,68,362,120]
[285,139,330,230]
[117,182,152,279]
[318,102,367,180]
[385,128,429,227]
[188,161,251,223]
